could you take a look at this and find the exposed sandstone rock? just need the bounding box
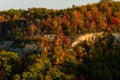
[71,32,120,48]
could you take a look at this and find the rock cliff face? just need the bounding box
[0,34,56,56]
[72,32,120,48]
[0,41,41,56]
[0,32,120,56]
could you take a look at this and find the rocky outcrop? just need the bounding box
[71,32,120,48]
[0,33,120,56]
[0,41,14,50]
[0,34,56,56]
[44,34,56,41]
[0,41,42,56]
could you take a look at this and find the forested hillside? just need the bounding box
[0,1,120,41]
[0,1,120,80]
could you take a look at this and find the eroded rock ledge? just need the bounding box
[0,32,120,56]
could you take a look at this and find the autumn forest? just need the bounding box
[0,1,120,80]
